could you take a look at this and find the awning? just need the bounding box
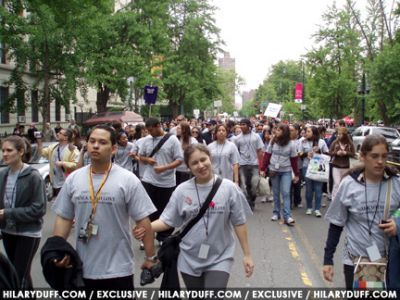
[83,111,144,126]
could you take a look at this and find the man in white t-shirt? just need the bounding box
[234,118,264,210]
[139,118,183,243]
[52,125,157,291]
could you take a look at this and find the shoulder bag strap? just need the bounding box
[149,134,171,158]
[179,177,223,239]
[383,179,392,221]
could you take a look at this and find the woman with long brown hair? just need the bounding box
[176,121,197,185]
[329,127,355,201]
[323,134,400,289]
[261,123,299,225]
[0,136,46,289]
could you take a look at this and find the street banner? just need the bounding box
[264,103,282,118]
[144,86,158,104]
[294,82,303,103]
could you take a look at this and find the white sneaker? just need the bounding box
[271,215,279,221]
[267,195,273,202]
[261,198,267,203]
[297,203,303,208]
[322,202,327,207]
[285,217,295,226]
[315,210,322,217]
[306,209,312,215]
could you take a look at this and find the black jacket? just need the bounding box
[41,236,85,290]
[0,166,46,233]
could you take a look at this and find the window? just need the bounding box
[31,90,39,122]
[0,42,6,64]
[16,89,25,117]
[0,87,10,124]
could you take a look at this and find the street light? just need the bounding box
[127,77,134,111]
[301,104,307,121]
[357,72,370,126]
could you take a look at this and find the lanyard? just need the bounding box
[216,141,226,169]
[88,163,112,219]
[364,175,383,237]
[194,177,215,238]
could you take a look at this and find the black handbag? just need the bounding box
[157,177,222,289]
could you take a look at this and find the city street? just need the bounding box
[1,192,346,289]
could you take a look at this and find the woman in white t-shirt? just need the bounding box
[208,124,239,184]
[261,124,299,225]
[135,144,254,289]
[176,122,197,185]
[299,126,329,217]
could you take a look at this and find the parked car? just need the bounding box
[0,142,53,200]
[352,126,400,152]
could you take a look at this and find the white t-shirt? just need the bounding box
[299,139,329,168]
[160,176,252,276]
[233,132,264,166]
[114,142,135,172]
[266,141,297,173]
[52,164,156,279]
[139,134,184,188]
[208,140,239,181]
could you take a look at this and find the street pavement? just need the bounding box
[1,191,346,289]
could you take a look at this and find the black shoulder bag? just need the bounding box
[158,177,222,290]
[149,134,171,158]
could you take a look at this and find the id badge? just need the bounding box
[198,243,210,259]
[274,163,280,169]
[366,243,381,262]
[88,223,99,236]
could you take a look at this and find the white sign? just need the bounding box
[233,111,238,117]
[193,109,200,118]
[214,100,222,108]
[264,103,282,118]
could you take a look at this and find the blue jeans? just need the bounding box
[302,167,323,210]
[270,171,292,220]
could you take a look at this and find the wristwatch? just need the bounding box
[145,255,158,262]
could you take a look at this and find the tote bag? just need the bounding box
[305,153,330,182]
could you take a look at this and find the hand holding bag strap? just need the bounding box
[149,133,171,158]
[179,177,222,239]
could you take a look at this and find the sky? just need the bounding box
[212,0,348,92]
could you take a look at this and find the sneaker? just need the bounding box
[315,210,322,218]
[267,195,273,202]
[271,215,279,221]
[297,203,303,208]
[306,209,312,215]
[139,242,144,250]
[322,202,327,207]
[261,198,267,203]
[284,217,295,226]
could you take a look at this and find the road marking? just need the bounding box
[282,226,313,287]
[295,222,332,288]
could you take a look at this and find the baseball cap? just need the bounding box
[206,120,217,126]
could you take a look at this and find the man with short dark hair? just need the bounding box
[139,118,183,243]
[234,118,264,210]
[37,128,79,197]
[51,125,157,291]
[202,120,217,145]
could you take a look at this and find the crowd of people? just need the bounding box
[0,114,399,292]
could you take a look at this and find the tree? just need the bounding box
[305,2,361,121]
[162,0,222,117]
[0,0,108,123]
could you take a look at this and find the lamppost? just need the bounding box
[288,113,293,124]
[357,72,369,126]
[301,104,307,121]
[127,77,134,111]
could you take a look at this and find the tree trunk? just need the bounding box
[42,43,51,124]
[377,99,389,125]
[170,101,178,118]
[96,82,110,113]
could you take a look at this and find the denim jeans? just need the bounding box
[270,171,292,220]
[239,165,259,209]
[303,167,323,210]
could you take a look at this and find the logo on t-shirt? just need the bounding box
[184,196,192,205]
